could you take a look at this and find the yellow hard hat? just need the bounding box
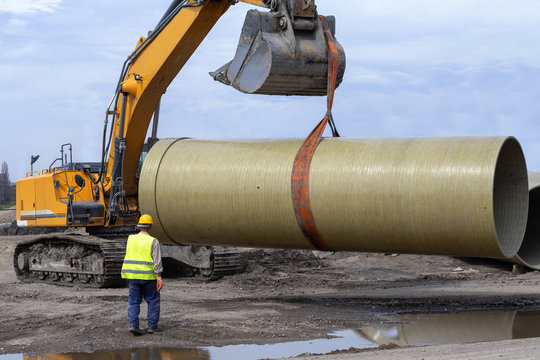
[138,214,154,225]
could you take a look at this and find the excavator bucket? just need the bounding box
[210,5,346,96]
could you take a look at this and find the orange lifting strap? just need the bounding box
[291,15,340,252]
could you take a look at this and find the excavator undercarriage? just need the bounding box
[14,233,241,287]
[14,235,126,288]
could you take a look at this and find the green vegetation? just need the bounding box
[1,203,15,210]
[0,162,15,208]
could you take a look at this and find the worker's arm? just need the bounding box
[151,240,163,291]
[151,239,163,275]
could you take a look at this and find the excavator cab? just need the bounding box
[211,0,346,96]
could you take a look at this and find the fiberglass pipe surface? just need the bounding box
[140,137,528,258]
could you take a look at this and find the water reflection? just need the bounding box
[204,330,375,360]
[358,310,540,346]
[23,348,209,360]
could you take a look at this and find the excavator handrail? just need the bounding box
[25,171,40,178]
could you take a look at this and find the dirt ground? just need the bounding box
[0,209,15,224]
[1,224,540,359]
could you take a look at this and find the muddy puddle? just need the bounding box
[3,309,540,360]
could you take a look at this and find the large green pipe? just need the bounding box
[140,136,528,258]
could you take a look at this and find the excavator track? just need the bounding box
[209,246,242,279]
[14,234,241,287]
[87,226,138,239]
[13,234,127,288]
[161,244,242,279]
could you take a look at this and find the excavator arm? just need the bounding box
[13,0,346,287]
[103,0,345,225]
[16,0,345,228]
[104,0,235,219]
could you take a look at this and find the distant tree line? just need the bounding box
[0,162,15,208]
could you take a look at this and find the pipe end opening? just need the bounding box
[515,186,540,268]
[493,137,528,258]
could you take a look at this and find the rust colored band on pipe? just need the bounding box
[291,15,339,251]
[320,15,339,112]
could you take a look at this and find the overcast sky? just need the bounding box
[1,0,540,181]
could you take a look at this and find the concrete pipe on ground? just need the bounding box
[139,136,528,258]
[511,185,540,269]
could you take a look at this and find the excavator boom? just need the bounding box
[105,0,345,221]
[16,0,346,227]
[14,0,346,287]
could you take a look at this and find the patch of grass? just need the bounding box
[0,203,15,210]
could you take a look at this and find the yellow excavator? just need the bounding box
[14,0,346,286]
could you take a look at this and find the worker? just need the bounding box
[121,214,164,336]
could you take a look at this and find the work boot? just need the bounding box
[129,326,144,336]
[147,326,162,334]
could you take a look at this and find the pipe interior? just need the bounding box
[493,137,529,258]
[517,186,540,266]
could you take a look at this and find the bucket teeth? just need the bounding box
[209,61,232,86]
[210,9,346,96]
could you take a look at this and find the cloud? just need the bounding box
[0,0,62,15]
[3,0,540,182]
[1,18,28,35]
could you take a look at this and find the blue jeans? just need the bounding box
[128,279,160,329]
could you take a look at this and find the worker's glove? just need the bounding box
[157,278,163,292]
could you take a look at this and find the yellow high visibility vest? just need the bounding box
[121,232,157,280]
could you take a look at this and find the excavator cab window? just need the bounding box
[136,138,159,178]
[137,152,148,179]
